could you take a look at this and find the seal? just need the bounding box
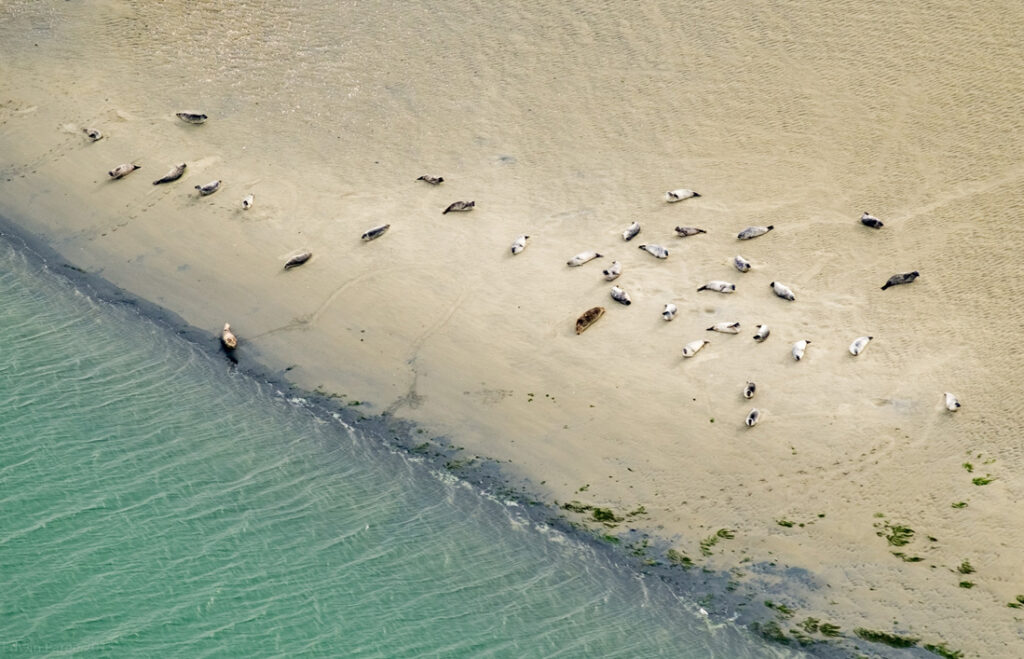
[442,200,474,214]
[849,335,873,356]
[567,251,602,267]
[221,323,238,351]
[284,251,312,270]
[662,303,677,321]
[575,306,605,334]
[242,194,254,210]
[681,339,709,357]
[697,280,735,294]
[416,175,444,185]
[707,321,740,334]
[108,163,140,179]
[510,235,529,255]
[944,392,961,411]
[83,127,103,141]
[745,408,761,427]
[602,261,622,281]
[674,226,706,237]
[610,285,632,305]
[753,324,770,342]
[737,225,774,240]
[770,281,795,301]
[622,222,641,241]
[176,112,208,124]
[152,163,186,185]
[361,224,390,241]
[861,212,884,229]
[665,189,701,202]
[733,255,751,272]
[881,271,919,290]
[639,244,669,259]
[743,381,756,399]
[195,180,221,196]
[792,339,811,361]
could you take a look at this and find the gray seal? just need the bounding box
[622,222,641,241]
[674,226,706,237]
[610,286,632,305]
[361,224,390,241]
[861,212,884,229]
[195,180,221,196]
[284,251,312,270]
[737,225,773,240]
[108,163,140,179]
[881,271,919,290]
[417,175,444,185]
[443,200,474,214]
[152,163,186,185]
[176,112,208,124]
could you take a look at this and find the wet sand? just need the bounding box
[3,1,1023,655]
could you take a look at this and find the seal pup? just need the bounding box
[737,225,774,240]
[610,285,632,306]
[416,175,444,185]
[745,408,761,427]
[860,212,884,229]
[221,323,238,351]
[792,339,811,361]
[622,221,641,241]
[575,306,605,334]
[944,392,961,411]
[567,251,602,267]
[176,112,208,124]
[733,255,752,272]
[510,235,529,255]
[697,280,736,294]
[284,251,312,270]
[674,226,706,237]
[195,180,221,196]
[770,281,796,301]
[881,271,919,290]
[442,200,474,214]
[83,127,103,141]
[602,261,622,281]
[753,324,770,342]
[681,339,709,357]
[361,224,390,241]
[639,244,669,259]
[152,163,186,185]
[849,335,873,356]
[108,163,140,179]
[707,321,740,334]
[242,194,254,210]
[665,188,701,202]
[743,381,756,399]
[662,303,677,321]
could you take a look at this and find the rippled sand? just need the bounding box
[2,1,1023,654]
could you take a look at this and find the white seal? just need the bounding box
[707,322,740,334]
[83,127,103,141]
[662,303,677,321]
[944,392,961,411]
[510,235,529,254]
[567,251,602,267]
[610,285,632,305]
[753,324,770,342]
[221,323,238,350]
[242,194,255,210]
[737,225,774,240]
[697,281,735,294]
[849,336,873,356]
[195,180,221,196]
[622,222,641,241]
[602,261,622,280]
[861,212,884,229]
[108,163,140,179]
[745,408,761,427]
[639,244,669,259]
[682,339,709,357]
[733,255,751,272]
[674,226,706,237]
[792,339,811,361]
[770,281,795,301]
[743,381,756,399]
[361,224,390,241]
[665,189,701,202]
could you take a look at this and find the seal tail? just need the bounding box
[697,286,707,292]
[692,192,702,197]
[881,283,890,290]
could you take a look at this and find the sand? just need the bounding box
[3,1,1023,654]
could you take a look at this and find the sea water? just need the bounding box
[0,237,809,657]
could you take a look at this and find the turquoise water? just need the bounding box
[0,235,805,657]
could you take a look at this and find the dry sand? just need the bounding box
[2,1,1023,655]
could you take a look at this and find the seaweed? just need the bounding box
[853,628,920,648]
[764,600,795,618]
[972,475,995,485]
[956,559,975,575]
[923,642,964,659]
